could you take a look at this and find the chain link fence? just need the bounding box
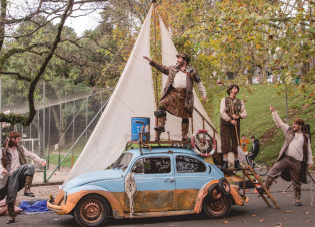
[0,79,113,173]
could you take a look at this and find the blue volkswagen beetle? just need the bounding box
[47,147,246,227]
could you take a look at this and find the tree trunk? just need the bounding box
[51,105,66,148]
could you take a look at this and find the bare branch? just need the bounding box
[0,71,32,81]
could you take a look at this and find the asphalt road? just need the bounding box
[1,175,315,227]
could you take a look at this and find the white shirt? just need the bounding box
[0,145,46,179]
[172,70,207,97]
[220,98,247,122]
[272,111,313,164]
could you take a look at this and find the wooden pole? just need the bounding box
[152,0,158,141]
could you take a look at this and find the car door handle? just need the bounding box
[164,179,175,182]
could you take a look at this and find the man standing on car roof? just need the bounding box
[143,53,207,141]
[220,84,247,171]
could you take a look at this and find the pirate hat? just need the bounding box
[176,53,190,62]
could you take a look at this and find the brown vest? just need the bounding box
[220,97,242,124]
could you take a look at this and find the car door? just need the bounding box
[125,154,176,212]
[174,154,214,210]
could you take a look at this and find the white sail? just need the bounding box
[65,6,154,181]
[159,17,221,153]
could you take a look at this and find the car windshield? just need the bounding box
[113,153,133,172]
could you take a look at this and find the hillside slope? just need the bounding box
[210,84,315,167]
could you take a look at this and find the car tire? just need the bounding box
[218,178,230,196]
[208,183,222,201]
[203,194,232,218]
[74,194,110,227]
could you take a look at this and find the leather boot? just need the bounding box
[181,123,190,142]
[6,203,15,224]
[154,115,166,141]
[24,175,35,197]
[221,160,228,171]
[234,160,243,170]
[264,176,274,191]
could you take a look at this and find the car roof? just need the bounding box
[125,147,200,157]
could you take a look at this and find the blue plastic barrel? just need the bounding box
[131,117,150,141]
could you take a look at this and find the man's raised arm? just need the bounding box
[143,56,170,75]
[270,105,289,134]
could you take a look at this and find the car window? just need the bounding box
[131,157,171,174]
[131,159,144,174]
[176,155,206,173]
[112,153,133,172]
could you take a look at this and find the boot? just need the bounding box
[264,176,274,190]
[6,203,15,224]
[154,110,167,141]
[221,160,229,171]
[24,175,35,197]
[294,188,302,206]
[181,123,190,142]
[234,160,243,170]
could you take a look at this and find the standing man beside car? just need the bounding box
[262,106,313,206]
[220,84,247,170]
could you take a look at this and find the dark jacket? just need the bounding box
[250,139,260,156]
[149,60,201,113]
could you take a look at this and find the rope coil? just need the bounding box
[125,173,138,218]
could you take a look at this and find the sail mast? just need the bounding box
[152,0,158,108]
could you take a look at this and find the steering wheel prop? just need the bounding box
[191,129,216,157]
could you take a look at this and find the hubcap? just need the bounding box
[81,200,103,223]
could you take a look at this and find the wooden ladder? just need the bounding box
[244,165,280,209]
[224,166,280,209]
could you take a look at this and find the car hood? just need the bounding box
[62,169,123,192]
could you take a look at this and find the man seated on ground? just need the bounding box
[246,136,259,166]
[0,131,46,224]
[240,135,251,155]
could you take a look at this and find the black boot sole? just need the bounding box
[7,220,15,224]
[24,192,35,197]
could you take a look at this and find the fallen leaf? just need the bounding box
[284,218,288,220]
[306,212,311,214]
[242,220,245,222]
[306,220,312,222]
[276,223,282,226]
[259,219,265,222]
[292,210,298,212]
[286,195,292,196]
[283,211,291,213]
[252,215,256,216]
[222,220,229,223]
[246,189,250,192]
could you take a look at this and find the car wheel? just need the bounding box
[218,178,230,196]
[74,194,110,227]
[203,194,232,218]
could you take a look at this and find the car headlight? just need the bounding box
[64,192,67,204]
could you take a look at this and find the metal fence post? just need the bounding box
[0,78,2,146]
[58,104,61,171]
[71,100,75,168]
[43,81,46,182]
[47,106,51,169]
[86,97,88,142]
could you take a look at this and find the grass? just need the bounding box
[211,83,315,168]
[48,154,79,167]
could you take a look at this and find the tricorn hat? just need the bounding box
[176,53,190,62]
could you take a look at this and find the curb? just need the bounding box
[32,181,64,187]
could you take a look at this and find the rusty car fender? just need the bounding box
[194,180,219,213]
[48,185,125,217]
[230,185,244,206]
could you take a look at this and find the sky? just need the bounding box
[8,0,103,37]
